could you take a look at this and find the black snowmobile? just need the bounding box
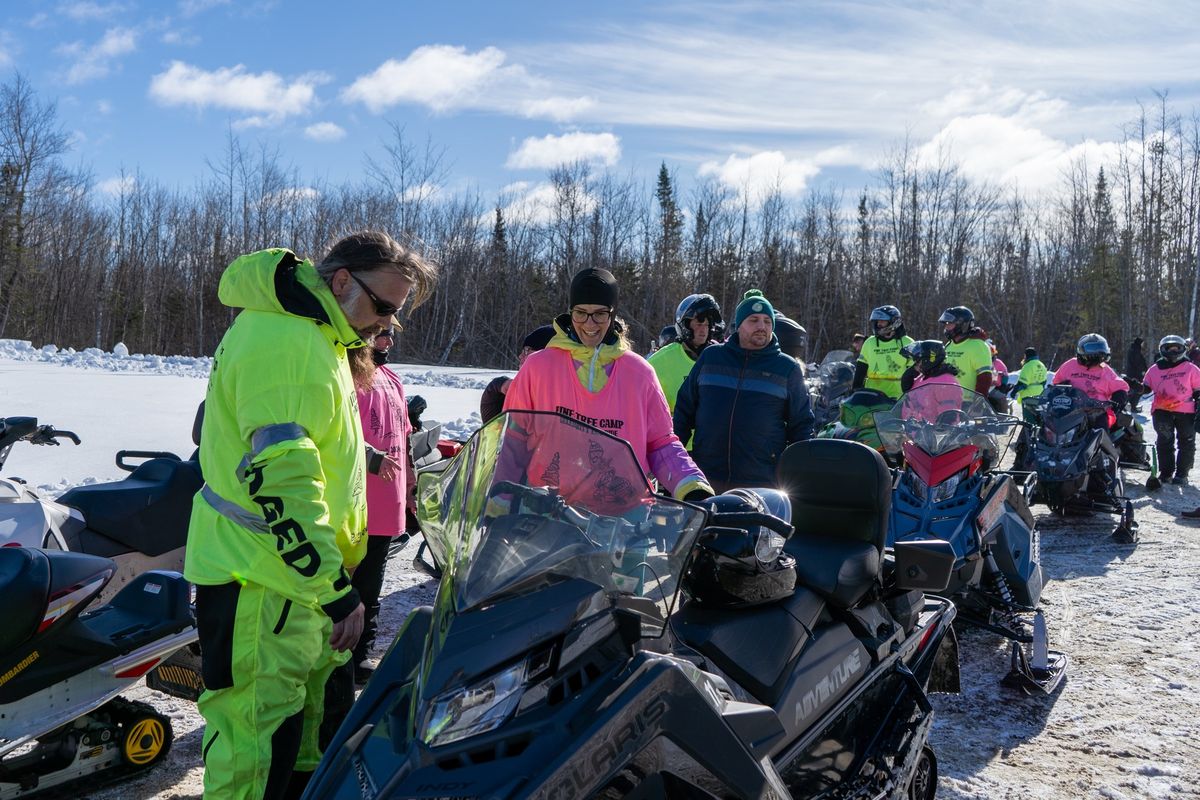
[0,548,195,797]
[1019,385,1148,542]
[303,411,960,799]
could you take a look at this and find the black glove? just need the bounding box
[684,488,714,502]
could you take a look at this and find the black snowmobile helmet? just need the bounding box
[683,488,797,608]
[774,313,808,361]
[869,305,903,340]
[1024,347,1039,361]
[1159,334,1187,363]
[938,306,975,340]
[657,325,678,349]
[1076,333,1111,367]
[902,339,947,375]
[675,293,725,346]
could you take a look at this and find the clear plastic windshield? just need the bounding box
[1029,384,1109,441]
[877,383,1018,458]
[415,411,706,638]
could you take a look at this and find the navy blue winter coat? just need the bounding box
[673,333,815,486]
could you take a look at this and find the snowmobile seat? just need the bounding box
[674,585,827,706]
[0,547,50,651]
[776,439,890,609]
[58,457,202,558]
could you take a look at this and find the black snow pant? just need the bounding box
[1153,409,1196,479]
[350,533,397,668]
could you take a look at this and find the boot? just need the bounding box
[1171,472,1189,485]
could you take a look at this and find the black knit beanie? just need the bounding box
[569,268,618,309]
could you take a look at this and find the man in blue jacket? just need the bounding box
[674,289,815,491]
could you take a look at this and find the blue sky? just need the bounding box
[4,0,1199,209]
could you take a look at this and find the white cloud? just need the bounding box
[304,121,346,142]
[496,180,596,226]
[97,175,135,195]
[179,0,230,16]
[96,98,112,114]
[161,29,200,46]
[148,61,327,125]
[698,151,821,199]
[506,132,620,170]
[342,44,593,122]
[916,114,1124,193]
[60,26,137,84]
[262,186,319,206]
[521,96,596,122]
[342,45,513,114]
[60,1,128,22]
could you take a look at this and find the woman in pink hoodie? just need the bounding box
[504,267,713,505]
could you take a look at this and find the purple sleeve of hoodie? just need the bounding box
[643,371,709,496]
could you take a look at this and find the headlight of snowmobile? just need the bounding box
[755,528,786,563]
[903,470,927,502]
[931,470,963,503]
[420,660,527,747]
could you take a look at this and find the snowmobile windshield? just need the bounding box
[876,384,1018,458]
[415,410,706,638]
[1030,385,1108,443]
[809,351,857,402]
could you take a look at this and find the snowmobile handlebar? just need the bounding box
[27,425,80,446]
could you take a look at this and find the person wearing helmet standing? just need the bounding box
[1011,348,1048,415]
[649,293,725,413]
[853,305,913,399]
[1142,335,1200,486]
[938,306,994,396]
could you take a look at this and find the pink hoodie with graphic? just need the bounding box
[1051,358,1129,402]
[505,346,707,498]
[1143,360,1200,414]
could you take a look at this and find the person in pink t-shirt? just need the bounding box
[504,267,713,506]
[350,328,413,683]
[898,340,964,422]
[1051,334,1130,405]
[1143,335,1200,485]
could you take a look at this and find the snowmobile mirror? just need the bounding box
[892,539,956,592]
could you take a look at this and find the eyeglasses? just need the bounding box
[570,307,612,324]
[347,270,403,317]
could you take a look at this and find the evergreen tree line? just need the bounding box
[2,74,1198,372]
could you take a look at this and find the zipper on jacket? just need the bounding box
[727,351,749,483]
[587,346,602,391]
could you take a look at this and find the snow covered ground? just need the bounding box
[2,341,1198,799]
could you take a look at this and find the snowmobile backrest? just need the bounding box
[776,439,890,552]
[776,439,891,608]
[0,547,51,652]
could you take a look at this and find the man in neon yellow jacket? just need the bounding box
[185,231,436,799]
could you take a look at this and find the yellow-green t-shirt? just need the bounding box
[857,335,914,398]
[944,337,994,392]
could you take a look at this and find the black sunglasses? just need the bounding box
[347,270,403,317]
